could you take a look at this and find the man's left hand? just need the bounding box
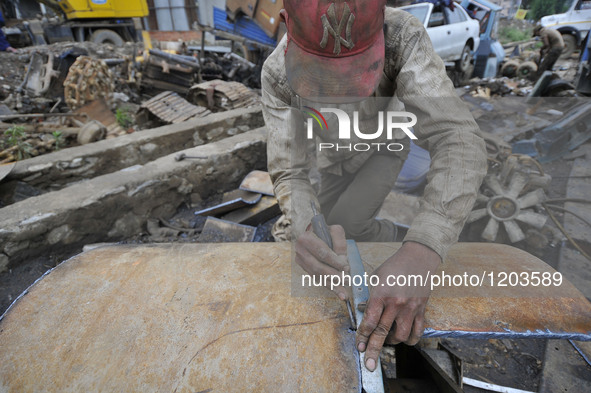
[355,241,441,372]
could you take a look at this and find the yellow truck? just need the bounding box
[21,0,149,45]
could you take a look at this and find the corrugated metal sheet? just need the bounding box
[213,7,277,46]
[140,91,210,124]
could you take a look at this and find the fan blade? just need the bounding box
[482,218,500,242]
[485,176,504,196]
[517,189,546,209]
[515,210,548,229]
[467,208,489,224]
[504,220,526,243]
[507,172,529,198]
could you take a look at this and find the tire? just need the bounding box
[501,60,520,77]
[560,34,576,59]
[517,61,538,79]
[90,29,124,46]
[455,44,473,73]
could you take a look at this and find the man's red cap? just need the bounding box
[282,0,386,99]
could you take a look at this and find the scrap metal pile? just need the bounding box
[0,41,262,164]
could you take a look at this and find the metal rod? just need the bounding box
[0,113,88,120]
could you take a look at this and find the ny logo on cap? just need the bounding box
[320,2,355,56]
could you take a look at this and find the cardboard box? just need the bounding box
[254,0,283,38]
[226,0,258,18]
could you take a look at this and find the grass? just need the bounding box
[116,108,134,129]
[3,126,33,160]
[499,26,532,45]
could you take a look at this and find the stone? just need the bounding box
[47,224,74,245]
[77,120,107,145]
[0,253,8,273]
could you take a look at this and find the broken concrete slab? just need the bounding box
[221,195,280,226]
[4,106,263,194]
[0,127,267,269]
[199,217,257,242]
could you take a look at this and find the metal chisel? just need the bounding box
[310,202,356,329]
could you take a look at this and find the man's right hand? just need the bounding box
[295,224,350,301]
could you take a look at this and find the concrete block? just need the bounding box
[5,106,263,193]
[0,127,267,268]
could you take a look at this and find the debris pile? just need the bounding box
[0,40,262,165]
[146,170,280,243]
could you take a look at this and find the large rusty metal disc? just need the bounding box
[0,243,359,392]
[1,243,590,392]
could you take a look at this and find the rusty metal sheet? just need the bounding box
[239,170,274,196]
[0,243,359,392]
[195,189,262,217]
[1,243,590,392]
[353,243,591,342]
[221,195,281,226]
[199,217,257,242]
[140,91,211,124]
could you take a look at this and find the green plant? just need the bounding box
[5,125,25,146]
[498,26,531,44]
[4,126,32,160]
[116,108,134,129]
[52,130,64,150]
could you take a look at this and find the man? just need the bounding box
[533,25,564,78]
[0,10,17,53]
[261,0,487,372]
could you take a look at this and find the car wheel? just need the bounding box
[455,44,473,73]
[517,61,538,80]
[560,34,576,59]
[501,60,520,78]
[90,29,124,46]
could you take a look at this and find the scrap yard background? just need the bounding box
[0,0,590,392]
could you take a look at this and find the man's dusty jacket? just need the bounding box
[261,7,487,260]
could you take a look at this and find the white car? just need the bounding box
[399,3,481,73]
[541,0,591,57]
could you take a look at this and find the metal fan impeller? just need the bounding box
[467,172,548,243]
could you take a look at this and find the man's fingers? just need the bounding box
[389,309,414,344]
[332,285,349,301]
[330,225,348,257]
[362,306,397,372]
[355,298,384,352]
[295,240,342,277]
[406,311,425,346]
[299,231,349,272]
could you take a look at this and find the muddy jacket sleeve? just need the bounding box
[261,56,317,239]
[385,11,488,260]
